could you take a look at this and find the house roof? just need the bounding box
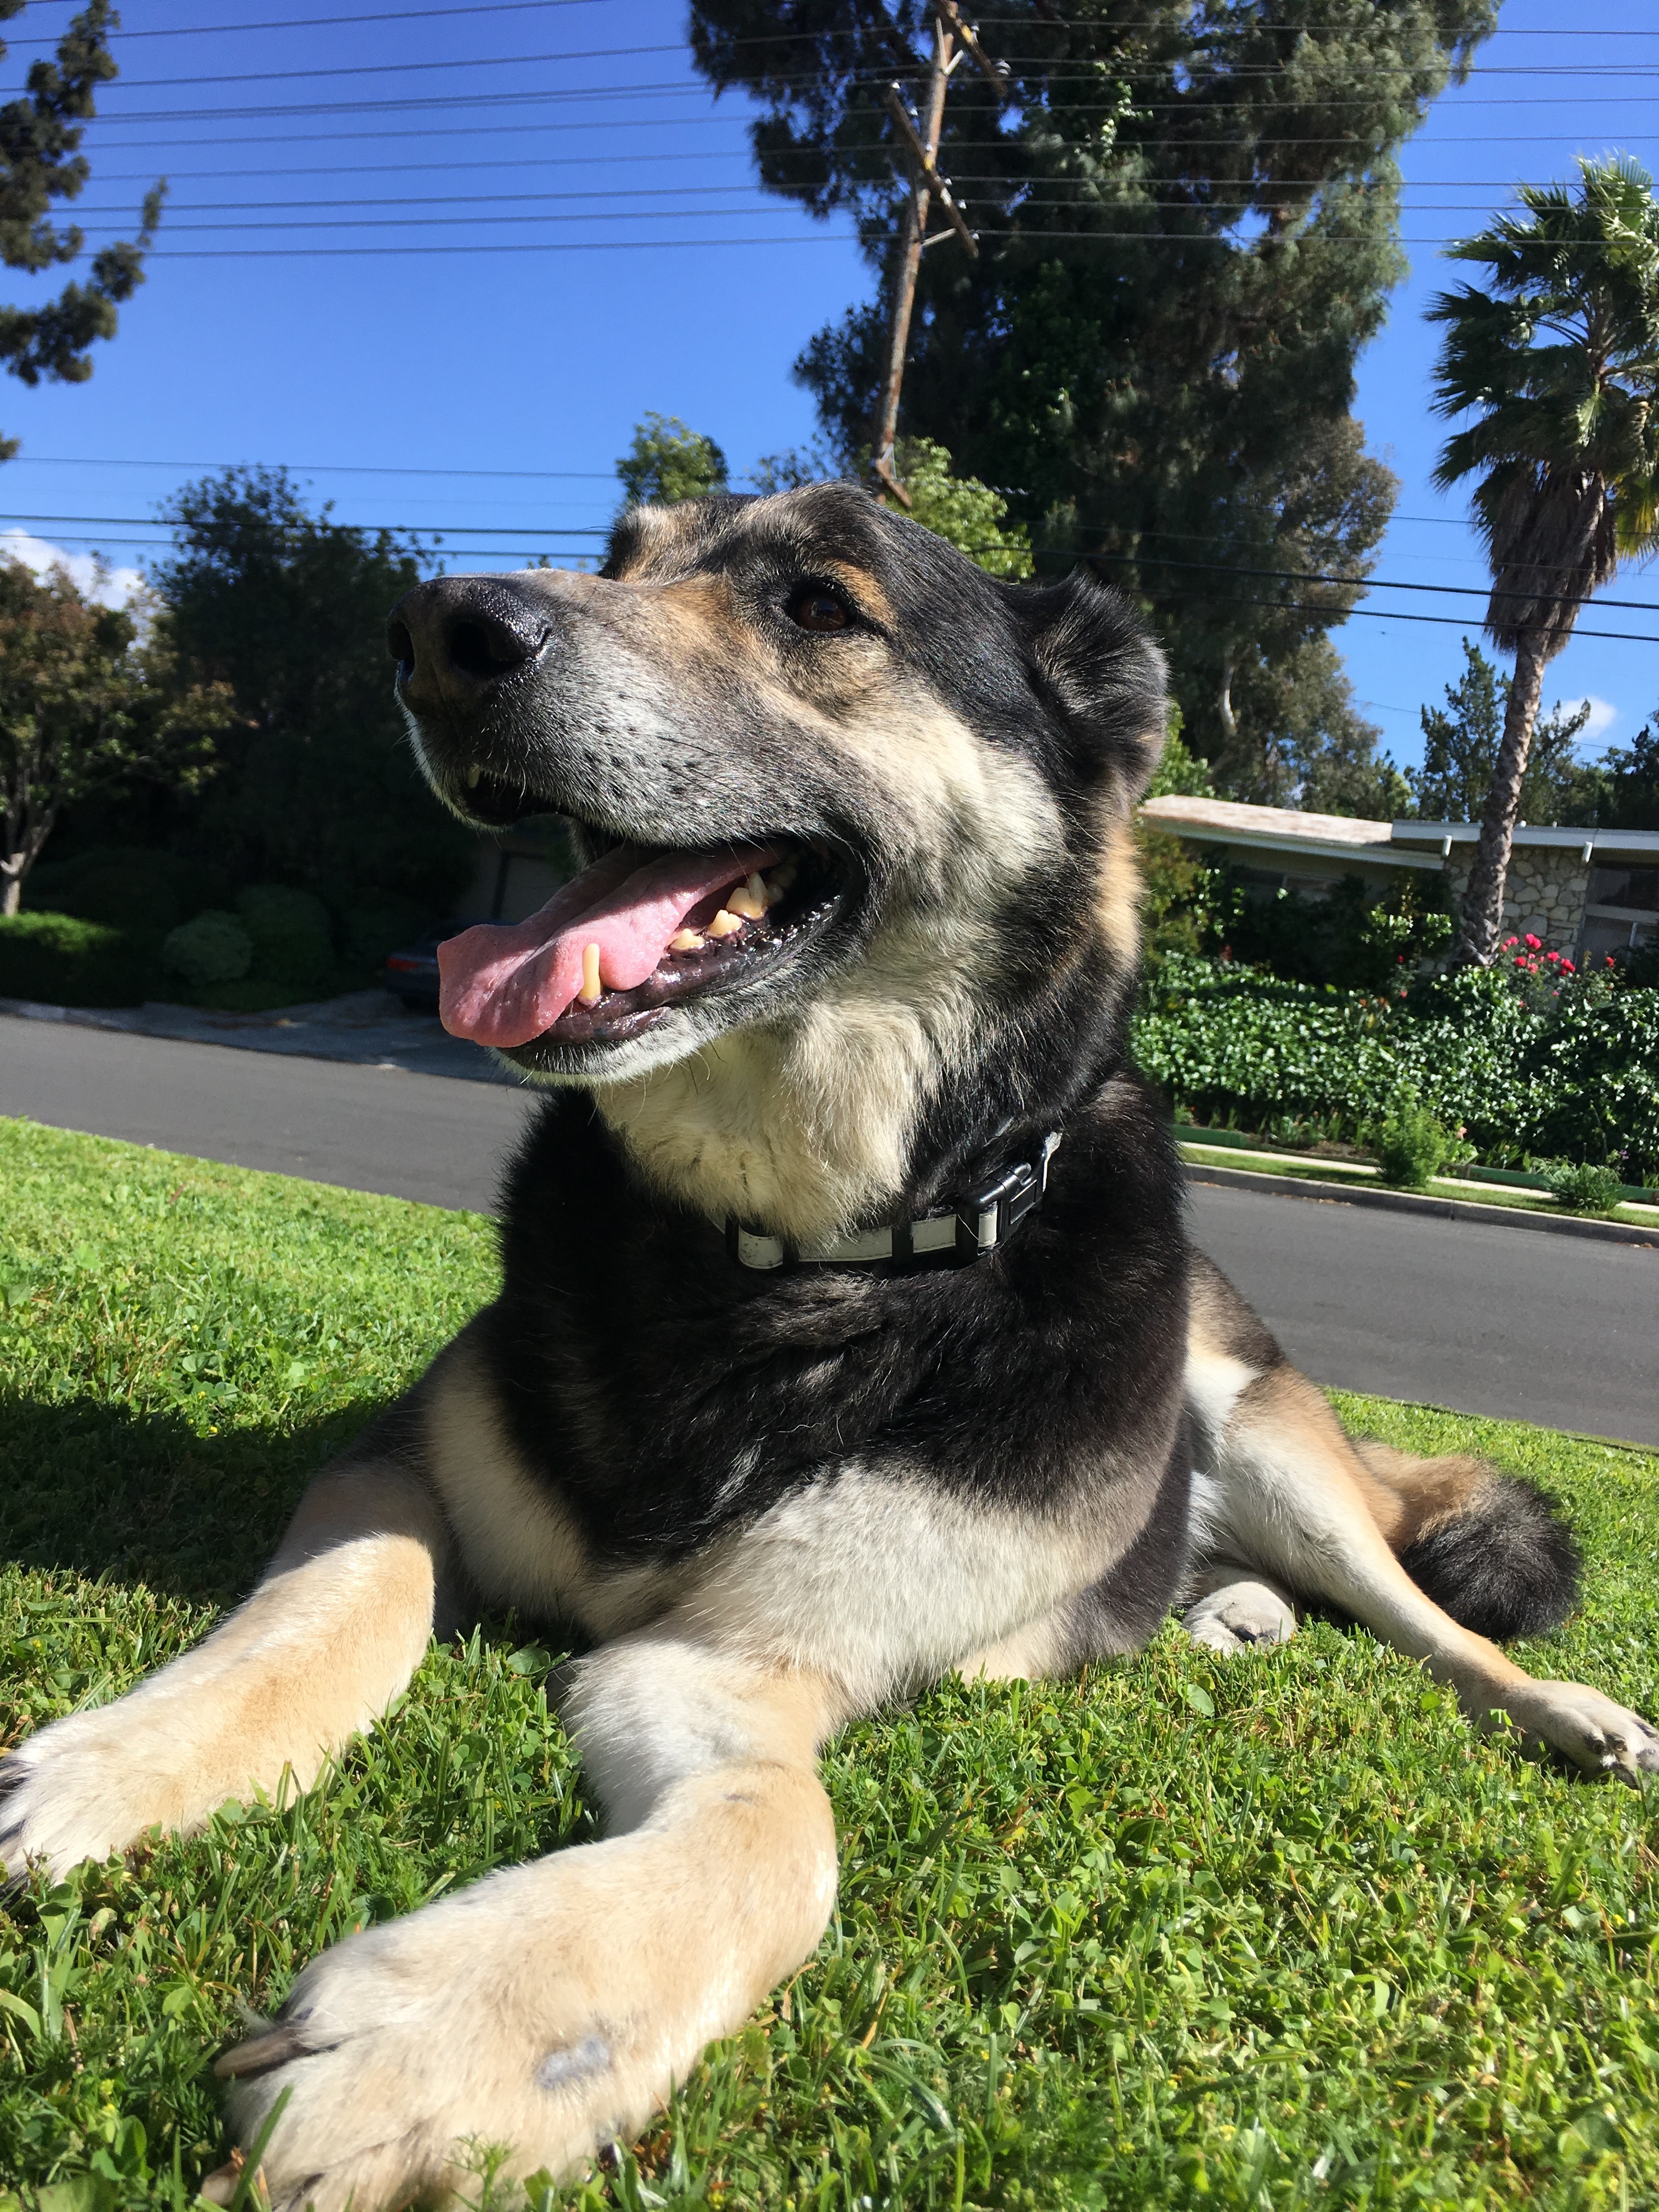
[1141,794,1659,867]
[1138,794,1440,871]
[1391,821,1659,859]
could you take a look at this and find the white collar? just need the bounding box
[727,1131,1063,1273]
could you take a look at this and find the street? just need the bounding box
[4,1013,1656,1446]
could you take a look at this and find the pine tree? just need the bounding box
[689,0,1494,797]
[0,2,165,451]
[1410,639,1595,827]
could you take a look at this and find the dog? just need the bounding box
[3,483,1654,2210]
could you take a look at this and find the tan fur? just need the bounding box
[1348,1438,1492,1550]
[592,698,1063,1243]
[1183,1355,1654,1779]
[1093,804,1144,975]
[0,1463,446,1876]
[218,1634,849,2212]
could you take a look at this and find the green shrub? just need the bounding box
[1369,1096,1457,1189]
[162,909,253,988]
[236,884,333,986]
[0,911,156,1007]
[24,844,218,930]
[1542,1160,1624,1215]
[60,862,184,934]
[1133,953,1659,1184]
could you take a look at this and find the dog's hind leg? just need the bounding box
[217,1626,848,2212]
[1188,1314,1659,1784]
[0,1413,455,1883]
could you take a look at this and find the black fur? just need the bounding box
[489,1073,1190,1627]
[1398,1477,1583,1641]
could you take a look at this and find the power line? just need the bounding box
[71,86,1659,130]
[65,117,1659,154]
[50,189,1609,219]
[7,522,1650,643]
[8,511,1657,617]
[3,0,607,42]
[66,225,1653,251]
[76,156,1616,185]
[7,454,618,481]
[71,47,1659,93]
[8,4,1656,43]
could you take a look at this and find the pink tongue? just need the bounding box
[437,841,782,1048]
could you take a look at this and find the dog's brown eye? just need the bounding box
[788,588,851,634]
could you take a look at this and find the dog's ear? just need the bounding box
[1011,568,1169,799]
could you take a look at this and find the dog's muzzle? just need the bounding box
[388,575,557,819]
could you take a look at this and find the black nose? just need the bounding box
[387,577,549,711]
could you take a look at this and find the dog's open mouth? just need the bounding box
[438,835,841,1051]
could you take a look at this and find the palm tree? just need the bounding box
[1427,156,1659,965]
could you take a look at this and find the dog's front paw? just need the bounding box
[0,1707,176,1883]
[1182,1578,1298,1655]
[1502,1680,1659,1785]
[217,1861,659,2212]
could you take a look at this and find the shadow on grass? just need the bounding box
[0,1391,392,1610]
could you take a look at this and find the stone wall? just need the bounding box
[1444,846,1588,950]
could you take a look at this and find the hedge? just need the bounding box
[0,912,159,1009]
[1133,953,1659,1183]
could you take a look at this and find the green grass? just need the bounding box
[3,1117,1659,2211]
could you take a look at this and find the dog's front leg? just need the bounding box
[217,1626,846,2212]
[1201,1367,1659,1782]
[0,1452,450,1882]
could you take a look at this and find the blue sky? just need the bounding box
[0,0,1653,779]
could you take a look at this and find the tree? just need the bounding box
[1410,638,1597,826]
[1591,720,1659,833]
[154,469,476,909]
[618,416,1034,577]
[689,0,1494,795]
[0,560,223,913]
[617,414,729,508]
[865,436,1031,577]
[1428,156,1659,964]
[0,1,165,450]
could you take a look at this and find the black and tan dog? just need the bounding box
[3,485,1654,2208]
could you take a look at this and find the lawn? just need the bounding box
[3,1116,1659,2212]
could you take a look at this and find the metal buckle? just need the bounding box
[955,1156,1042,1261]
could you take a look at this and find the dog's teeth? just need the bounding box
[578,942,603,1005]
[725,881,768,921]
[466,764,482,790]
[763,857,798,896]
[669,928,704,952]
[706,909,744,939]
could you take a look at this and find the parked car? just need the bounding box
[383,922,482,1011]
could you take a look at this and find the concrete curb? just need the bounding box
[1183,1159,1659,1248]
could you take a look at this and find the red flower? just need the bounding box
[1525,933,1542,950]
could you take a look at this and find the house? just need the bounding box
[1139,795,1659,961]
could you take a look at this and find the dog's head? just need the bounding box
[390,483,1164,1237]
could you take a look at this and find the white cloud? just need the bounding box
[0,528,146,609]
[1555,693,1618,748]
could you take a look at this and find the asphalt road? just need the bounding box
[5,1013,1656,1446]
[1,1014,535,1216]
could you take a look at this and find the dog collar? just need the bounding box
[726,1131,1063,1273]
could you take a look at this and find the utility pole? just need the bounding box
[868,1,1007,508]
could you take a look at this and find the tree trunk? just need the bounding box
[1,870,20,917]
[1454,628,1548,967]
